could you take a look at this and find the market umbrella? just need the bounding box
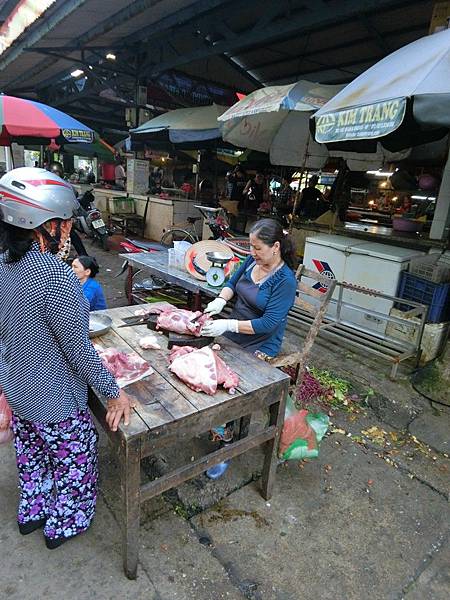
[312,29,450,152]
[218,80,343,168]
[311,28,450,240]
[61,138,115,160]
[0,95,95,146]
[130,104,228,144]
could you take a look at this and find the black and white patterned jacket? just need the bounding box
[0,242,119,422]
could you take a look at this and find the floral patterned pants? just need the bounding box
[11,410,98,540]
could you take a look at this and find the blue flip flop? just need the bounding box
[206,461,230,480]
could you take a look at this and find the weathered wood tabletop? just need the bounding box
[89,305,289,579]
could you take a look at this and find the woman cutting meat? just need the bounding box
[0,167,132,549]
[200,218,297,477]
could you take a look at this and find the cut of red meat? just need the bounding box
[169,346,217,394]
[168,345,239,395]
[156,308,211,336]
[215,353,240,390]
[96,347,154,388]
[168,345,195,362]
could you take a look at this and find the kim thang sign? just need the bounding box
[315,98,406,143]
[62,128,94,143]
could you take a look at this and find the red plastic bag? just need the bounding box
[279,395,329,460]
[279,408,317,456]
[0,389,13,444]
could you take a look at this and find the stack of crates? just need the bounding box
[397,253,450,323]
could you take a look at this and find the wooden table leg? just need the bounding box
[261,387,287,500]
[120,439,141,579]
[237,415,251,439]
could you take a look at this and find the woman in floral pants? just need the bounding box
[0,168,132,549]
[13,411,98,542]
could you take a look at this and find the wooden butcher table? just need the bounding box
[89,305,289,579]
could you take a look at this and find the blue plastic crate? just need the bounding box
[397,271,450,323]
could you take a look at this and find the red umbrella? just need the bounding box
[0,95,94,145]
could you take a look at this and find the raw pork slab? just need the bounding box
[157,308,210,336]
[168,345,239,395]
[96,347,154,388]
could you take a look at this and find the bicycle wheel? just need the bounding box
[160,228,196,248]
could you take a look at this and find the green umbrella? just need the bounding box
[62,138,115,160]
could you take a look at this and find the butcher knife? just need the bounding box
[188,311,205,324]
[118,314,158,329]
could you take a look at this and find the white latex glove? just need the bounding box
[203,297,227,316]
[201,319,239,337]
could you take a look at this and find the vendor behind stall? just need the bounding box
[297,175,327,219]
[243,172,269,213]
[201,218,297,356]
[200,218,297,478]
[274,176,294,215]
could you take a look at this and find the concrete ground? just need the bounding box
[1,233,449,600]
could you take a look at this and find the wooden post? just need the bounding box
[120,439,141,580]
[289,133,311,233]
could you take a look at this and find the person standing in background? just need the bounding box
[296,175,325,219]
[114,159,126,189]
[243,172,269,214]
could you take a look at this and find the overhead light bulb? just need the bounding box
[70,69,84,77]
[366,170,393,177]
[106,53,116,60]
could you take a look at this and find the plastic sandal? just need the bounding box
[205,461,230,480]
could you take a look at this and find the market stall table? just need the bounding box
[121,249,220,308]
[89,305,289,579]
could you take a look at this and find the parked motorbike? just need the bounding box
[74,189,110,251]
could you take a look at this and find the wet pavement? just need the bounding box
[1,233,448,599]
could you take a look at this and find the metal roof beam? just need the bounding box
[28,47,136,78]
[140,0,417,77]
[120,0,236,46]
[359,15,391,53]
[220,54,262,88]
[241,23,424,73]
[3,0,155,90]
[250,0,290,31]
[266,54,385,83]
[0,0,85,73]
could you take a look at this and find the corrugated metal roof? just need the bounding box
[0,0,436,135]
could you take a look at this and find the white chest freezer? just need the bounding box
[303,235,424,335]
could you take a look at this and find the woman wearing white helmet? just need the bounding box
[0,167,132,549]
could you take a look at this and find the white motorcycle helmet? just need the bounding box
[0,166,79,229]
